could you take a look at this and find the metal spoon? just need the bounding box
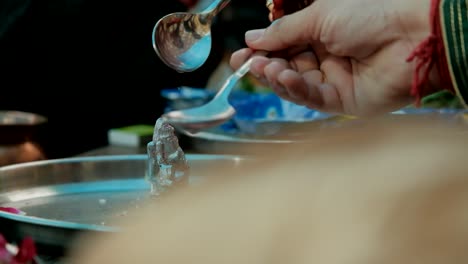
[162,51,268,133]
[152,0,231,73]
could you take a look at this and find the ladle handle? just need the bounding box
[202,0,231,16]
[215,50,269,102]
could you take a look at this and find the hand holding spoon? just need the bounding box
[155,0,315,132]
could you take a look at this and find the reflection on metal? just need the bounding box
[0,154,247,256]
[152,0,231,72]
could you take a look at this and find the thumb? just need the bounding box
[245,5,320,51]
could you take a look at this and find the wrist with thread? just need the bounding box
[406,0,454,106]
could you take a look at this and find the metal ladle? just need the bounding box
[152,0,231,73]
[153,0,268,133]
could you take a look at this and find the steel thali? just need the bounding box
[0,154,248,256]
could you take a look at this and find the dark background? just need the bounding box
[0,0,269,158]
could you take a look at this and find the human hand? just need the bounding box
[231,0,440,115]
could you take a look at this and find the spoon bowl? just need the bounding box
[152,0,231,73]
[162,99,236,133]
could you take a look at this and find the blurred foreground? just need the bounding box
[70,117,468,264]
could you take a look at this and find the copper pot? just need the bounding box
[0,111,48,166]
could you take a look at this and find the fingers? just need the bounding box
[264,51,319,104]
[250,57,271,78]
[230,49,285,82]
[230,48,253,70]
[289,51,319,73]
[230,48,352,114]
[319,56,355,113]
[244,5,320,51]
[277,71,345,114]
[264,60,292,100]
[277,69,321,105]
[257,57,353,114]
[316,83,344,113]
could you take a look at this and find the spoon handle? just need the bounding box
[202,0,231,16]
[214,50,268,101]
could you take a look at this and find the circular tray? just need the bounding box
[0,154,248,256]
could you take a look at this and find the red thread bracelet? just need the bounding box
[406,0,454,106]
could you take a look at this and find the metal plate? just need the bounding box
[185,109,468,154]
[182,116,355,154]
[0,154,247,256]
